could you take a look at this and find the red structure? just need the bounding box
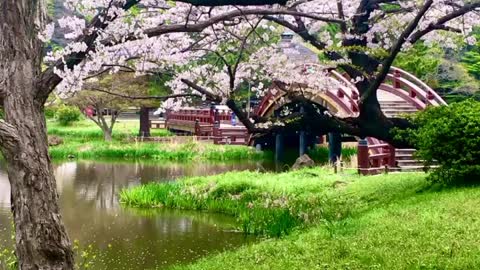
[164,66,447,173]
[165,106,249,145]
[254,66,447,174]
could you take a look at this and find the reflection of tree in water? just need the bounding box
[55,161,263,270]
[2,161,261,269]
[64,161,268,211]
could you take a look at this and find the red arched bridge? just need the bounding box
[164,66,446,174]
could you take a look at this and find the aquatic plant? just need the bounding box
[49,141,266,162]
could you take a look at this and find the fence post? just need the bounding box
[358,139,370,175]
[388,145,396,167]
[393,69,401,88]
[195,119,201,137]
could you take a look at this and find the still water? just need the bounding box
[0,160,272,269]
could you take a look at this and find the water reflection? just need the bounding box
[0,160,271,269]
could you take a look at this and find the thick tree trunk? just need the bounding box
[139,107,151,137]
[3,95,74,270]
[0,1,74,269]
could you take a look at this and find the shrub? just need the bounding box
[44,105,59,119]
[400,100,480,185]
[307,146,357,164]
[56,106,82,126]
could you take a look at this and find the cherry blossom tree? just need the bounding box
[1,0,480,269]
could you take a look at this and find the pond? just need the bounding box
[0,160,274,269]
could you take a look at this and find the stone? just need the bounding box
[332,180,348,189]
[292,154,315,170]
[48,135,64,146]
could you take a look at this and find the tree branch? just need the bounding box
[86,87,201,100]
[0,120,20,155]
[360,0,434,104]
[178,0,288,6]
[139,9,345,39]
[37,0,142,102]
[409,1,480,44]
[180,79,222,102]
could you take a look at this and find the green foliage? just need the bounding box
[47,0,55,17]
[462,50,480,80]
[56,105,82,126]
[461,28,480,80]
[307,146,357,164]
[394,43,443,87]
[0,248,17,270]
[399,100,480,185]
[0,109,4,119]
[44,105,59,119]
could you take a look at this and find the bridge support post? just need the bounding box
[358,139,370,175]
[299,106,307,157]
[328,132,342,163]
[299,131,306,156]
[275,133,284,163]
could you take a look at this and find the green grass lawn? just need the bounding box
[120,169,480,269]
[47,119,267,161]
[47,119,171,141]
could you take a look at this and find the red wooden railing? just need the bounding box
[165,107,249,145]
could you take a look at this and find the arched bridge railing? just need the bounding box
[359,67,447,174]
[254,66,447,174]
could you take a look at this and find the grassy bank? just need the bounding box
[47,119,171,142]
[47,120,268,161]
[50,141,267,161]
[120,169,428,236]
[49,140,267,161]
[121,169,480,269]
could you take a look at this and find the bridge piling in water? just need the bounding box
[275,133,284,163]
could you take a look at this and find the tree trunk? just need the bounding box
[104,128,113,141]
[139,107,151,137]
[4,97,74,270]
[0,1,74,269]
